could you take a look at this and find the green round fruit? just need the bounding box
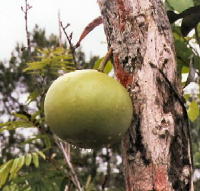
[44,69,133,148]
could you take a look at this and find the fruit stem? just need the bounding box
[98,47,113,72]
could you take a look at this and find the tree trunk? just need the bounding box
[98,0,193,190]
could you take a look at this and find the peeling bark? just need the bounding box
[98,0,193,190]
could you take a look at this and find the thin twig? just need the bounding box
[60,22,77,67]
[98,48,113,72]
[21,0,32,54]
[58,10,62,47]
[55,137,83,191]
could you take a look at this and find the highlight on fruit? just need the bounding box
[44,69,133,148]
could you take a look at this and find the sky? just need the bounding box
[0,0,107,61]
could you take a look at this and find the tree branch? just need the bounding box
[55,137,83,191]
[60,22,77,67]
[21,0,32,54]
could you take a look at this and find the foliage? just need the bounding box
[166,0,200,189]
[0,0,200,190]
[24,47,75,73]
[0,151,45,188]
[167,0,194,12]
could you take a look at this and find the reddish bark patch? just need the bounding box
[114,55,133,88]
[126,165,154,190]
[116,0,128,32]
[153,165,170,191]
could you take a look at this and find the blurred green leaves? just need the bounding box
[167,0,194,12]
[0,152,46,188]
[188,101,199,121]
[23,47,75,74]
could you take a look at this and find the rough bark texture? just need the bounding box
[98,0,193,190]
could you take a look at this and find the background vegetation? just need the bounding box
[0,0,200,190]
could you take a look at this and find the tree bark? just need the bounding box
[98,0,193,190]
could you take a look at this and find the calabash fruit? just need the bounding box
[44,69,133,148]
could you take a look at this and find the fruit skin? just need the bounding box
[44,69,133,148]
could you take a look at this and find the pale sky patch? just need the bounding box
[0,0,107,61]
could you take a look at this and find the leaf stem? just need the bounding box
[98,48,113,72]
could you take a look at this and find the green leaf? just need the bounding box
[26,91,40,104]
[93,58,113,74]
[187,101,200,121]
[10,156,25,179]
[0,160,13,188]
[180,6,200,36]
[25,154,32,166]
[194,152,200,166]
[23,61,47,72]
[16,156,25,172]
[175,40,192,64]
[182,66,189,73]
[184,94,190,101]
[36,151,46,160]
[10,158,21,174]
[32,153,39,168]
[0,120,34,133]
[43,135,52,148]
[167,0,194,12]
[13,113,29,121]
